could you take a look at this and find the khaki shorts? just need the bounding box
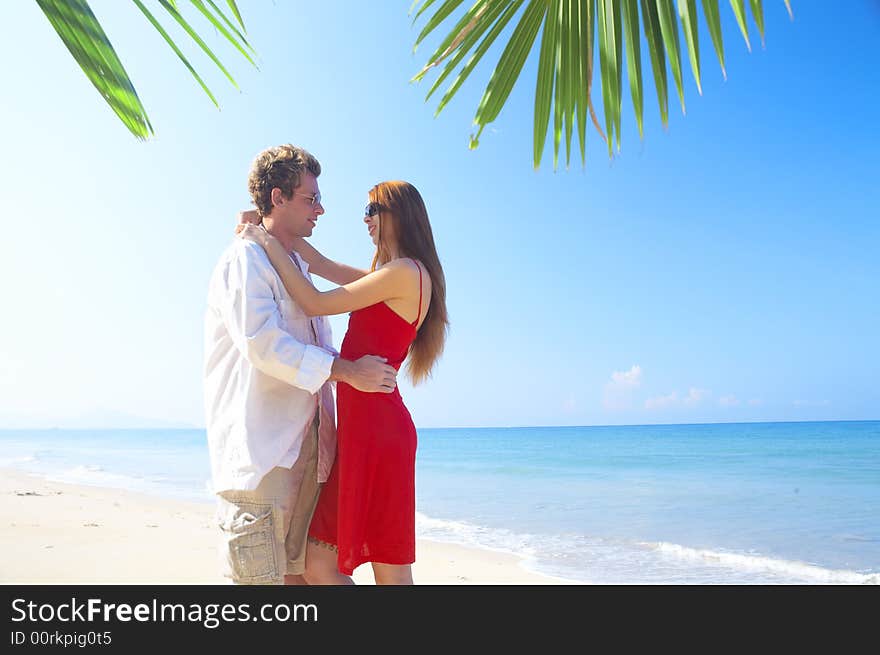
[216,420,320,584]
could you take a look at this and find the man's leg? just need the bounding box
[216,489,286,585]
[216,423,320,585]
[281,418,325,583]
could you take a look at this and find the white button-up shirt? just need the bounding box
[204,239,336,493]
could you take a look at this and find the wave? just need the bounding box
[416,512,537,559]
[0,455,39,466]
[47,465,141,487]
[416,513,587,583]
[43,466,212,503]
[643,541,880,584]
[416,512,879,584]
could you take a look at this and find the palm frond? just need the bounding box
[597,0,621,156]
[224,0,245,31]
[656,0,686,114]
[749,0,765,47]
[36,0,154,139]
[191,0,257,64]
[679,0,702,95]
[701,0,726,80]
[470,1,546,149]
[729,0,752,51]
[622,0,644,139]
[411,0,791,169]
[38,0,256,139]
[133,0,219,106]
[641,0,669,128]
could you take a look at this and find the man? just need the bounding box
[204,144,396,584]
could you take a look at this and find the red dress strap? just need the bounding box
[411,258,423,327]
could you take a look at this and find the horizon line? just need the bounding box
[1,418,877,432]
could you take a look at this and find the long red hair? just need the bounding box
[369,181,448,385]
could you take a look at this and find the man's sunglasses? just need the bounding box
[293,191,322,207]
[364,202,385,217]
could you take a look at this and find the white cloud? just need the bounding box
[645,387,709,410]
[719,395,741,407]
[793,399,831,407]
[602,365,643,410]
[645,392,678,409]
[611,365,643,388]
[748,398,763,406]
[683,388,710,407]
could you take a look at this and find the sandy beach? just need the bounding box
[0,468,563,585]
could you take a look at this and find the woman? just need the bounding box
[237,181,448,585]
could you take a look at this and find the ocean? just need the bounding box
[1,420,877,584]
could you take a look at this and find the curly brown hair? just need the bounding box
[247,144,321,218]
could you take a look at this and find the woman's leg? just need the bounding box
[371,563,413,585]
[302,538,354,585]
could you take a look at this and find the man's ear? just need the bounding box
[270,187,286,208]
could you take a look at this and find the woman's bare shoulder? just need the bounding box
[380,257,424,276]
[385,258,431,298]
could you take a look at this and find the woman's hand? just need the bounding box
[237,209,260,226]
[236,223,271,249]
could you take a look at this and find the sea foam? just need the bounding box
[416,511,879,584]
[644,541,880,584]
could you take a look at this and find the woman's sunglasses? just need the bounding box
[364,202,385,217]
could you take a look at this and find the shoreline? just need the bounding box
[0,467,567,585]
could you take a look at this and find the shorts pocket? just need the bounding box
[217,498,279,584]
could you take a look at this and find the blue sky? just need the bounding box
[0,1,877,429]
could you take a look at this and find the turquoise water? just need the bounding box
[1,421,878,584]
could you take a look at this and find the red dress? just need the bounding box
[308,262,422,575]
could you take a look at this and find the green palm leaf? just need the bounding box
[410,0,790,168]
[534,1,557,167]
[621,0,643,138]
[597,0,621,156]
[565,0,584,165]
[641,0,669,128]
[133,0,218,107]
[36,0,153,139]
[191,0,257,64]
[611,0,623,151]
[729,0,752,51]
[750,0,765,47]
[701,0,726,79]
[679,0,702,95]
[430,2,523,116]
[224,0,245,31]
[574,0,593,166]
[414,0,466,52]
[412,0,441,24]
[37,0,255,139]
[413,0,502,89]
[157,0,239,89]
[471,0,545,149]
[554,0,578,168]
[656,0,685,114]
